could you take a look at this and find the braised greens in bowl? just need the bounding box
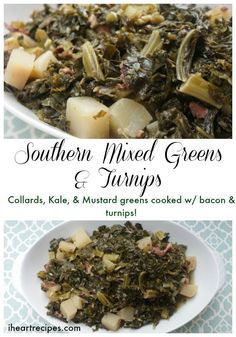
[4,4,232,138]
[37,222,197,331]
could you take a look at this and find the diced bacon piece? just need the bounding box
[221,6,229,12]
[189,101,208,119]
[136,129,145,138]
[84,261,93,274]
[152,243,173,256]
[60,67,74,75]
[96,25,111,34]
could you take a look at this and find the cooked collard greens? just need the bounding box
[37,222,197,331]
[4,4,232,138]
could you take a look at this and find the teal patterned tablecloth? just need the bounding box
[4,221,232,333]
[4,110,54,138]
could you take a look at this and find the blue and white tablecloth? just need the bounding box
[4,110,54,139]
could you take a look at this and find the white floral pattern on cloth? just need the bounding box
[4,221,232,333]
[4,110,54,139]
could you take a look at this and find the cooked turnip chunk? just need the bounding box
[180,284,197,298]
[31,50,57,78]
[124,5,158,21]
[71,228,92,249]
[60,298,77,321]
[4,48,35,90]
[137,236,152,252]
[109,98,152,138]
[46,284,61,300]
[118,306,135,322]
[56,249,65,261]
[48,251,55,260]
[101,313,122,331]
[186,256,197,272]
[206,6,231,24]
[103,258,115,272]
[58,241,76,253]
[71,295,83,310]
[66,97,109,138]
[4,37,20,51]
[103,253,119,271]
[103,254,119,262]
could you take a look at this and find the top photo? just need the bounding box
[4,4,232,139]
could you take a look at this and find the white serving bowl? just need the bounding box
[12,220,225,333]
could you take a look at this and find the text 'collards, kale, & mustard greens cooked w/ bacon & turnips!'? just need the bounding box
[37,222,197,331]
[4,4,232,138]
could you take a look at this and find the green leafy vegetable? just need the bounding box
[82,41,105,81]
[141,30,162,57]
[176,29,200,81]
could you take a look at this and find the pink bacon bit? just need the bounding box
[60,67,74,75]
[4,22,28,34]
[189,101,208,119]
[120,62,128,78]
[96,25,111,34]
[84,261,93,274]
[117,62,130,90]
[136,129,145,139]
[41,281,57,291]
[152,243,173,257]
[221,6,229,12]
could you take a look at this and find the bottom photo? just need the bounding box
[4,220,232,333]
